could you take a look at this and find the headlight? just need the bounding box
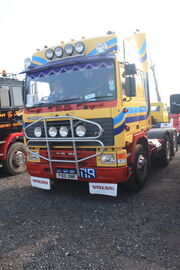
[34,127,42,137]
[54,46,63,58]
[45,48,54,60]
[49,126,57,137]
[76,125,86,137]
[75,42,85,54]
[59,126,68,137]
[64,44,74,56]
[24,58,31,69]
[96,42,107,53]
[101,154,115,164]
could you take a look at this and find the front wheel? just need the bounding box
[3,142,27,175]
[122,144,148,191]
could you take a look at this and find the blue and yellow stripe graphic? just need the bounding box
[113,106,148,136]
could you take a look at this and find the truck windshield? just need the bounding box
[25,59,116,107]
[0,84,23,109]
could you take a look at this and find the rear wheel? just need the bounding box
[171,132,178,156]
[159,135,171,166]
[122,144,148,191]
[3,142,27,175]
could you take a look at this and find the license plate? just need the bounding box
[56,173,78,180]
[56,168,77,180]
[56,168,96,180]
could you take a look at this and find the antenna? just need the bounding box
[149,57,161,102]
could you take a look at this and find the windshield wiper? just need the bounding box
[77,94,114,105]
[27,102,54,108]
[54,98,83,104]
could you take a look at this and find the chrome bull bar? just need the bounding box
[24,115,105,176]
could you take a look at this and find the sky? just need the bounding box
[0,0,179,105]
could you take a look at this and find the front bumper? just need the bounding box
[27,162,128,183]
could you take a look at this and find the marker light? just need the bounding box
[76,125,86,137]
[54,46,63,58]
[59,126,68,137]
[45,48,54,60]
[49,126,57,137]
[64,44,74,56]
[24,58,31,69]
[34,127,42,137]
[96,42,107,53]
[75,42,85,54]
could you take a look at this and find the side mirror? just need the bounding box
[125,77,136,97]
[124,63,137,76]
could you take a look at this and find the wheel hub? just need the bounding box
[13,151,26,167]
[137,154,147,180]
[166,141,171,161]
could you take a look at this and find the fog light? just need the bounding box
[49,126,57,137]
[76,125,86,137]
[101,154,115,164]
[59,126,68,137]
[34,127,42,137]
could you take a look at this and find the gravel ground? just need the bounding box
[0,152,179,270]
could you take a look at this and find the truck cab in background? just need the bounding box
[0,71,26,174]
[150,102,169,127]
[169,94,180,143]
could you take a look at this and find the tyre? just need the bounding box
[122,144,148,191]
[158,135,171,166]
[178,135,180,145]
[3,142,27,175]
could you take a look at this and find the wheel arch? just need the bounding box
[0,132,24,160]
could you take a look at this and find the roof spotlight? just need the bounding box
[54,46,63,58]
[45,48,54,60]
[64,44,74,56]
[75,42,85,54]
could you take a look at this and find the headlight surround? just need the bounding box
[64,44,74,56]
[96,42,107,53]
[34,127,42,137]
[75,42,85,54]
[49,126,58,137]
[101,154,115,164]
[76,125,86,137]
[54,46,63,58]
[59,126,68,137]
[45,48,54,60]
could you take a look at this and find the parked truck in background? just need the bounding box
[0,71,26,174]
[169,94,180,143]
[22,32,177,196]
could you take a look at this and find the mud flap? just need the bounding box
[31,176,51,190]
[89,183,117,197]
